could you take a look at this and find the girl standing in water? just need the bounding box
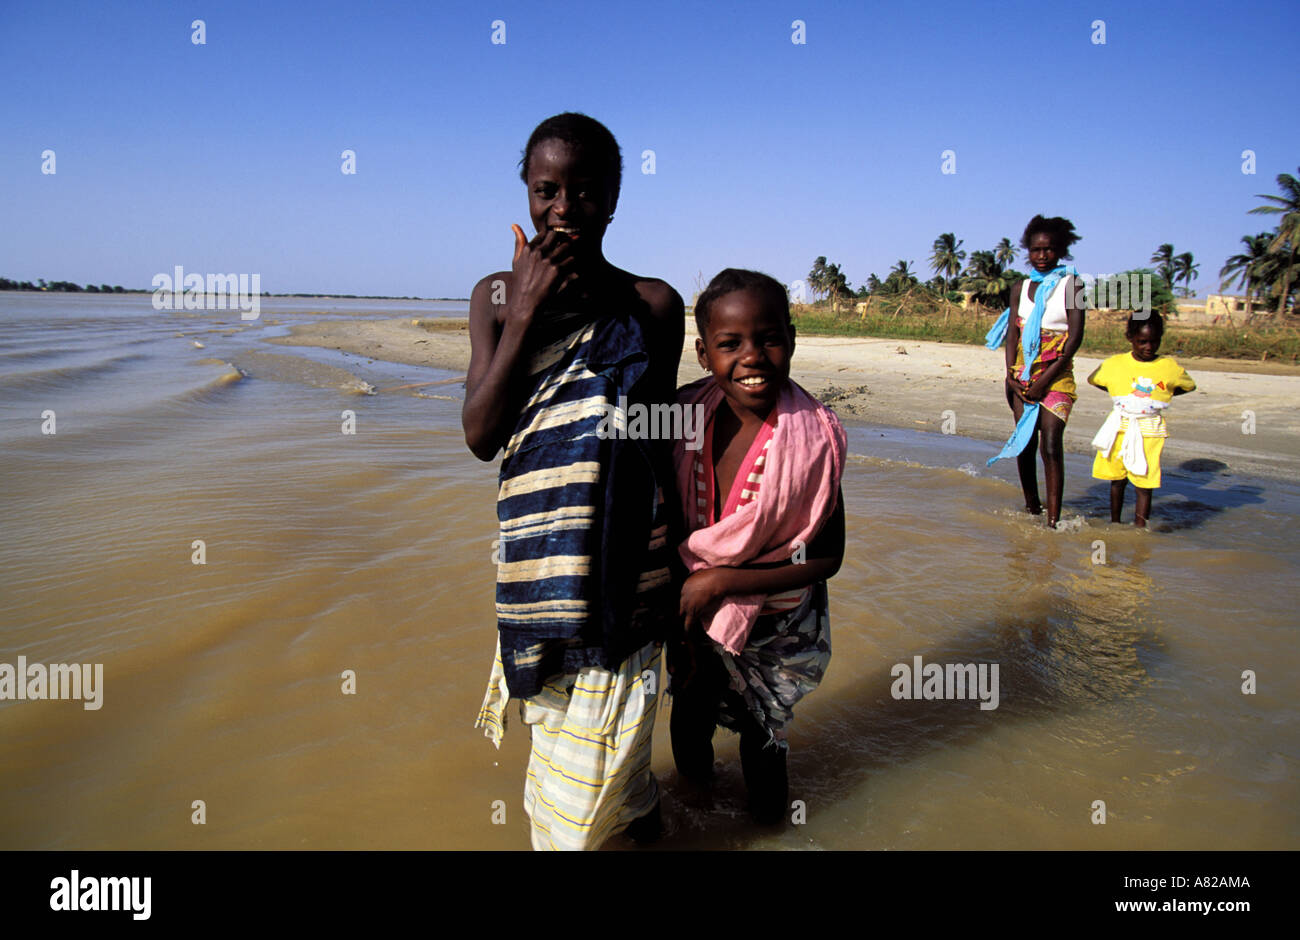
[669,269,846,825]
[1088,311,1197,527]
[986,215,1085,528]
[465,113,684,850]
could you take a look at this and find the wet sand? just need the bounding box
[269,316,1300,480]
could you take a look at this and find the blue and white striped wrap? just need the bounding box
[494,312,673,698]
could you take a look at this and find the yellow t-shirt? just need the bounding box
[1090,352,1196,403]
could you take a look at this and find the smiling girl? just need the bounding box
[669,269,846,825]
[466,113,684,850]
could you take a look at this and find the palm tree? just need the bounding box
[824,262,850,306]
[1150,244,1177,293]
[929,233,966,293]
[1220,233,1274,316]
[808,256,829,301]
[1173,252,1199,297]
[1255,252,1288,308]
[960,250,1021,308]
[866,273,882,293]
[882,259,918,294]
[995,237,1017,269]
[1248,167,1300,314]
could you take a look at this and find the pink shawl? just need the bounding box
[673,378,847,653]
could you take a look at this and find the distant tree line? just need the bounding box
[0,278,464,301]
[800,164,1298,318]
[0,277,126,293]
[806,247,1179,315]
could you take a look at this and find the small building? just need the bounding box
[1205,293,1253,323]
[1170,293,1259,327]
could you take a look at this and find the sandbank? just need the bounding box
[267,316,1300,482]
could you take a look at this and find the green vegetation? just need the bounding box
[961,249,1024,308]
[790,161,1298,361]
[1220,233,1275,317]
[1151,244,1177,292]
[0,277,126,292]
[1242,166,1300,314]
[1149,245,1202,299]
[807,256,850,305]
[1174,252,1200,296]
[790,293,1300,362]
[929,233,966,294]
[0,277,462,301]
[1082,268,1178,314]
[793,299,994,346]
[1088,318,1300,362]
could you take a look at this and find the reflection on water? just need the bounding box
[1,293,1296,850]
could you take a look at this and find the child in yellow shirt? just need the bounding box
[1087,311,1196,527]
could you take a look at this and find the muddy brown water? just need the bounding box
[2,293,1295,849]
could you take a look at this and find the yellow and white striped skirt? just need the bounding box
[476,640,661,851]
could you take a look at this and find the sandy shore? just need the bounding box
[268,316,1300,481]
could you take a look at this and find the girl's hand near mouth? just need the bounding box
[507,223,578,329]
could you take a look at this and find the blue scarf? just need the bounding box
[986,265,1077,466]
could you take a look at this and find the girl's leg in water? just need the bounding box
[668,638,725,785]
[738,719,788,825]
[1007,384,1042,514]
[1109,479,1128,523]
[1134,486,1153,528]
[1038,408,1066,527]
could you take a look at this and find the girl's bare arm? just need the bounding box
[679,490,845,628]
[462,273,531,461]
[462,228,577,460]
[1005,286,1022,378]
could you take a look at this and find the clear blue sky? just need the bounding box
[2,0,1296,298]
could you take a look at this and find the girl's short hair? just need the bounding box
[1021,215,1082,259]
[519,113,623,208]
[1126,310,1165,338]
[694,268,791,335]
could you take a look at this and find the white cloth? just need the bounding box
[475,638,661,851]
[1019,276,1073,333]
[1091,397,1170,476]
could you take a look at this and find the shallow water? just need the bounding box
[1,292,1295,849]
